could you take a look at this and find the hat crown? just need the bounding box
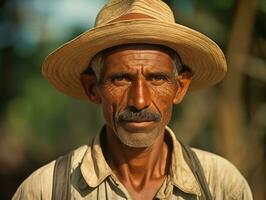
[95,0,175,26]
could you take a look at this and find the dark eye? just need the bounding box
[111,75,131,85]
[149,74,168,85]
[112,76,125,81]
[152,75,167,81]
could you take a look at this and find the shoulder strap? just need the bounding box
[52,151,73,200]
[180,143,213,200]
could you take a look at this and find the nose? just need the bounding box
[128,78,151,111]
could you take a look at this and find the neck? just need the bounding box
[102,126,171,190]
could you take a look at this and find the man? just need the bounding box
[13,0,252,199]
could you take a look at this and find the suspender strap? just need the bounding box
[52,151,73,200]
[180,143,213,200]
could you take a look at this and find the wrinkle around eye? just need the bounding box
[111,76,132,86]
[147,75,169,86]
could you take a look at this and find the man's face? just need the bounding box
[96,45,181,148]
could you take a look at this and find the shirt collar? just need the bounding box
[80,127,113,188]
[165,126,201,196]
[80,126,201,196]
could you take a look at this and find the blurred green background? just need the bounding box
[0,0,265,199]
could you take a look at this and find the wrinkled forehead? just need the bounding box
[85,43,182,78]
[103,44,177,72]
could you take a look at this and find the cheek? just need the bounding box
[150,84,176,119]
[100,84,128,123]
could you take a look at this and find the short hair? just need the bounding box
[84,44,187,82]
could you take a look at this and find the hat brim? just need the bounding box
[42,19,227,100]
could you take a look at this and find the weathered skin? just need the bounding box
[80,44,192,200]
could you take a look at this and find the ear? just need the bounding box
[173,71,192,104]
[80,73,102,104]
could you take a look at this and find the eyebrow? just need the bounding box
[108,71,131,78]
[104,71,133,82]
[145,71,172,78]
[107,71,172,80]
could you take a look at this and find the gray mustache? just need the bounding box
[118,108,161,122]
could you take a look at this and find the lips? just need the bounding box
[117,108,161,132]
[123,119,154,122]
[120,120,156,132]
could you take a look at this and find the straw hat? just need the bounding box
[42,0,227,100]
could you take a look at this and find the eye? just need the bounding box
[148,74,168,85]
[152,75,167,81]
[111,75,131,85]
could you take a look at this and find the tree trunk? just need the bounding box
[217,0,257,170]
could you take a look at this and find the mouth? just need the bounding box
[123,119,154,122]
[117,108,161,132]
[120,120,156,131]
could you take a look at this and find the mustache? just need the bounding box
[118,108,161,122]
